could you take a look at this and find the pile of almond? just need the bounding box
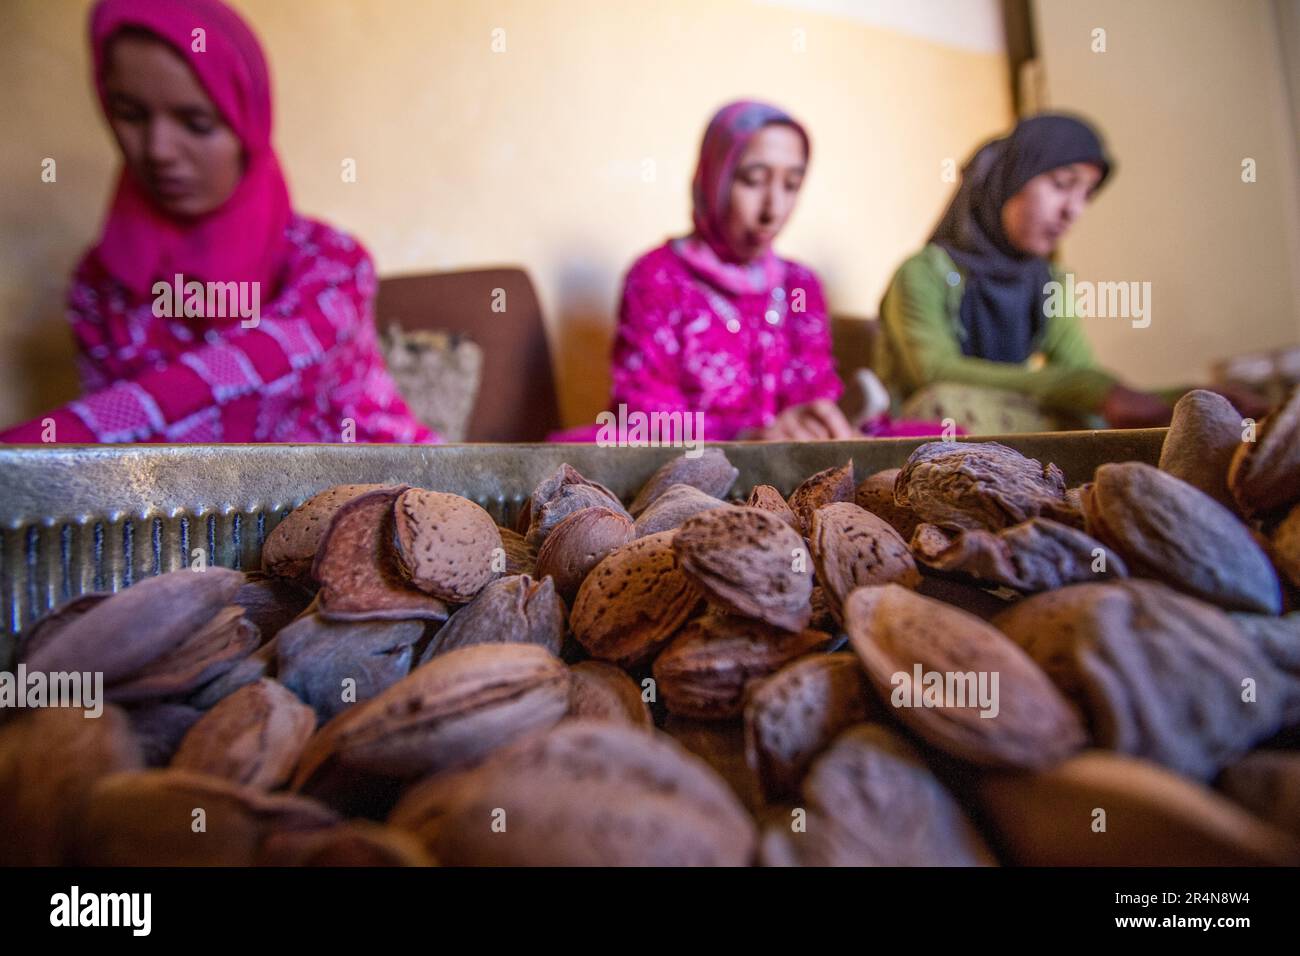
[3,388,1300,866]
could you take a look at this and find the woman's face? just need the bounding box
[103,32,244,218]
[1000,161,1103,257]
[723,123,807,261]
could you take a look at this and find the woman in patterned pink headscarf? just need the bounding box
[0,0,435,444]
[609,100,851,441]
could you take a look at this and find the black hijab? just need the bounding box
[930,114,1113,363]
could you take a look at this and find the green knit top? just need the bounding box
[875,243,1117,413]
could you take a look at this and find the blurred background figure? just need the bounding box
[0,1,1296,441]
[0,0,435,443]
[607,100,854,441]
[875,114,1270,433]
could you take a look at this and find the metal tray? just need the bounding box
[0,429,1165,644]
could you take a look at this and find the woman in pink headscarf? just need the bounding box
[610,100,852,441]
[0,0,434,444]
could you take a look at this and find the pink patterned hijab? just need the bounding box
[673,99,811,296]
[89,0,291,298]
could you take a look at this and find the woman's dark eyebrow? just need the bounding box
[104,90,213,117]
[105,90,143,108]
[735,162,806,175]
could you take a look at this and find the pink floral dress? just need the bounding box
[610,241,842,440]
[0,216,436,444]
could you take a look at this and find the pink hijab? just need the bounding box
[89,0,291,298]
[673,99,811,296]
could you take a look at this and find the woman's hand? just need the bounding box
[745,400,857,440]
[1101,385,1173,428]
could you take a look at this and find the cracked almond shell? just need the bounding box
[312,486,450,622]
[393,488,503,604]
[895,441,1076,532]
[263,483,389,581]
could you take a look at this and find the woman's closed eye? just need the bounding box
[176,109,218,135]
[1050,170,1077,191]
[736,167,804,192]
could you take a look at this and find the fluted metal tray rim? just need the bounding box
[0,429,1167,639]
[0,430,1166,524]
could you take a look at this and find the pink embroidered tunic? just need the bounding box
[0,216,435,444]
[611,240,842,441]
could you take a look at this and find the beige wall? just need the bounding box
[0,0,1013,430]
[1033,0,1300,389]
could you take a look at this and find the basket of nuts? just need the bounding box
[1,387,1298,866]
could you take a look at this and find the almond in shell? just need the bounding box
[106,604,260,704]
[20,567,244,684]
[993,580,1286,780]
[1158,389,1245,514]
[420,573,566,660]
[498,526,538,577]
[525,464,629,548]
[388,720,756,866]
[673,507,812,632]
[844,584,1086,769]
[652,612,831,719]
[534,505,635,601]
[760,724,998,867]
[71,768,338,866]
[854,468,920,541]
[276,613,424,723]
[744,653,874,801]
[171,678,315,789]
[810,502,920,621]
[1228,384,1300,517]
[746,484,799,528]
[1082,462,1281,614]
[633,484,731,537]
[292,643,569,807]
[787,460,855,535]
[567,660,653,729]
[975,750,1300,866]
[570,531,704,668]
[0,706,143,865]
[627,448,739,516]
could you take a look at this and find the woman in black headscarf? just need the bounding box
[875,113,1263,432]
